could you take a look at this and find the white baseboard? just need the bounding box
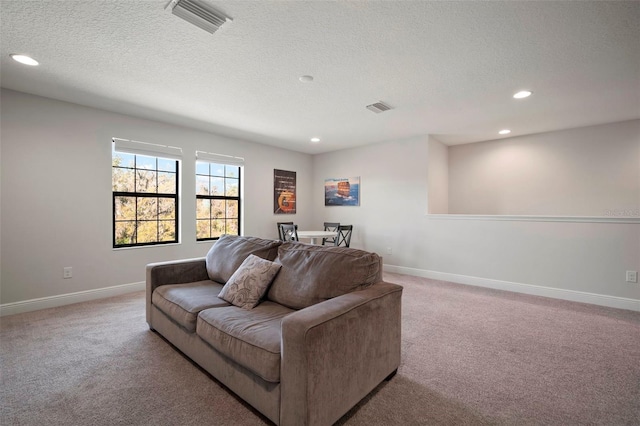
[0,282,145,317]
[3,269,638,316]
[384,265,640,312]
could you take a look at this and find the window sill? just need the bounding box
[112,242,181,251]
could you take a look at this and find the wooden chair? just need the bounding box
[279,223,299,242]
[334,225,353,247]
[277,222,294,241]
[322,222,340,245]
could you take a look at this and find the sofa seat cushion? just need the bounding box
[205,235,282,284]
[267,242,382,309]
[153,281,228,332]
[197,301,294,383]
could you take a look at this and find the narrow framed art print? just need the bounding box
[274,169,296,214]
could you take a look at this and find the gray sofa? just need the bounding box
[146,235,402,426]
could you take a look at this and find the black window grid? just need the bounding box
[196,163,241,241]
[112,155,179,248]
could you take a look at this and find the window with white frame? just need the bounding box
[112,139,181,248]
[196,151,243,241]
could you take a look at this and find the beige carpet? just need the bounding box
[2,273,639,425]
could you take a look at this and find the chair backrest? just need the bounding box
[279,223,299,242]
[277,222,294,241]
[334,225,353,247]
[322,222,340,245]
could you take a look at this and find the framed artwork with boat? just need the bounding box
[324,177,360,206]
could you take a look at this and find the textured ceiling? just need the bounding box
[1,0,639,154]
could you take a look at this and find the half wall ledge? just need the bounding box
[425,214,640,224]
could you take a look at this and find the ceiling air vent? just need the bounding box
[167,0,232,34]
[366,101,393,114]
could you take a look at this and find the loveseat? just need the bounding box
[146,235,403,426]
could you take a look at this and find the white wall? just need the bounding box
[0,89,313,306]
[448,120,640,216]
[313,134,640,309]
[2,89,638,312]
[312,136,430,259]
[427,136,449,214]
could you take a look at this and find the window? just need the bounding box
[112,144,179,248]
[196,161,241,240]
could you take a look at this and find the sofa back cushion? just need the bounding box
[206,235,282,283]
[267,242,382,309]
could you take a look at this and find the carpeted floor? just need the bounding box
[1,273,639,425]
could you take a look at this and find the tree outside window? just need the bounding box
[196,161,240,240]
[112,149,179,247]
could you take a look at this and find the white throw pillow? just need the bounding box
[218,254,282,309]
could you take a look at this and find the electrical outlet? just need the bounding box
[63,267,73,279]
[626,271,637,283]
[386,247,393,255]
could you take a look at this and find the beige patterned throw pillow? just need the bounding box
[218,254,282,309]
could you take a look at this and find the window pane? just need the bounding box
[159,221,175,242]
[210,163,225,177]
[113,152,135,168]
[196,219,210,239]
[210,177,224,196]
[115,221,136,245]
[225,166,239,178]
[136,170,157,193]
[226,178,239,196]
[158,172,176,194]
[211,219,225,238]
[196,161,209,175]
[226,219,238,235]
[226,200,238,218]
[136,155,156,170]
[137,221,158,243]
[137,197,158,220]
[158,198,175,220]
[211,200,225,218]
[196,175,209,196]
[157,158,176,172]
[113,167,135,192]
[115,196,136,221]
[196,199,210,219]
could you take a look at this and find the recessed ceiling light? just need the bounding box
[499,129,511,135]
[310,137,321,143]
[299,75,314,83]
[10,54,39,66]
[513,90,532,99]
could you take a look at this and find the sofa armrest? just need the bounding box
[280,282,403,426]
[145,257,209,325]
